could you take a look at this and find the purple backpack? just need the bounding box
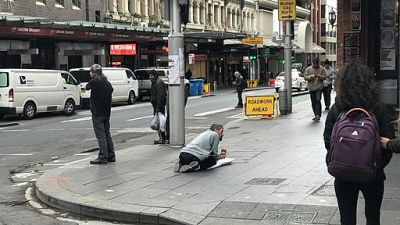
[328,108,381,183]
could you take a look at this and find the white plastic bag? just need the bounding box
[150,113,160,130]
[159,113,166,132]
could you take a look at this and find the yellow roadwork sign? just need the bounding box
[245,95,275,116]
[278,0,296,21]
[242,37,263,44]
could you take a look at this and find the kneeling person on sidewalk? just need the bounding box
[174,124,224,173]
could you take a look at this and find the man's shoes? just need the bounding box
[107,157,116,162]
[235,105,243,108]
[154,139,166,144]
[325,106,330,110]
[312,116,317,121]
[90,158,107,164]
[173,159,182,172]
[315,115,321,121]
[178,161,200,173]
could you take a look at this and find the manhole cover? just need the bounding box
[245,178,286,185]
[291,212,316,223]
[265,211,291,221]
[264,211,316,223]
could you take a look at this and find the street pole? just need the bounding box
[285,21,292,113]
[168,0,185,146]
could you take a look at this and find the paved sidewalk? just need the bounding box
[35,97,400,225]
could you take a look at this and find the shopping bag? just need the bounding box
[159,113,166,132]
[150,113,160,130]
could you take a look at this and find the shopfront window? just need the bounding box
[36,0,46,5]
[0,73,8,87]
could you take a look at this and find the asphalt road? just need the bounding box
[0,88,309,224]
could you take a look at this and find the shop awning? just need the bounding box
[312,43,326,53]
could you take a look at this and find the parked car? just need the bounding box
[69,67,139,108]
[275,69,308,92]
[133,68,190,105]
[0,69,80,119]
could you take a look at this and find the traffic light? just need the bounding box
[249,49,257,62]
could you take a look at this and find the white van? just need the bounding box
[69,67,139,108]
[0,69,80,120]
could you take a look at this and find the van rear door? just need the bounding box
[105,70,126,102]
[61,73,80,104]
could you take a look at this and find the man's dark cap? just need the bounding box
[324,59,330,65]
[90,64,102,75]
[149,70,158,76]
[312,58,320,65]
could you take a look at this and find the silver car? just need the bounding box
[275,69,308,92]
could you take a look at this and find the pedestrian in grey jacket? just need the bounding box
[322,59,335,110]
[174,124,224,173]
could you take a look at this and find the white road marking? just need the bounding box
[74,153,92,156]
[36,128,65,131]
[0,153,34,156]
[1,129,29,132]
[61,117,92,123]
[226,113,243,119]
[194,107,235,117]
[127,115,153,121]
[45,157,91,166]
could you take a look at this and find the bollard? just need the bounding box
[213,81,217,92]
[279,89,288,115]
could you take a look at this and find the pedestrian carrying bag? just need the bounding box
[150,113,160,130]
[328,108,381,183]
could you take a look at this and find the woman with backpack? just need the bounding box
[323,62,395,225]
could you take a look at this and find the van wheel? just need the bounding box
[63,99,76,116]
[297,84,302,92]
[23,102,36,120]
[128,91,135,105]
[137,94,143,101]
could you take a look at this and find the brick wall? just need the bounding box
[0,0,106,22]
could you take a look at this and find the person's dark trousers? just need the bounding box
[92,114,115,162]
[309,89,322,116]
[334,179,384,225]
[179,152,217,170]
[322,84,333,108]
[237,90,243,107]
[153,106,166,141]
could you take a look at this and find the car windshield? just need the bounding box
[70,71,91,83]
[134,70,150,80]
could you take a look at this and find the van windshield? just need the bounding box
[134,70,150,80]
[0,72,8,87]
[70,71,91,83]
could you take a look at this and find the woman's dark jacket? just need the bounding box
[323,102,395,182]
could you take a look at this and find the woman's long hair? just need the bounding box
[336,62,382,112]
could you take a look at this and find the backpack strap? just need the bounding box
[344,108,370,117]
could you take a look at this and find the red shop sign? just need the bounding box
[110,44,137,55]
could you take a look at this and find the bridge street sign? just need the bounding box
[278,0,296,21]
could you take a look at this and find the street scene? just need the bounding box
[1,0,400,225]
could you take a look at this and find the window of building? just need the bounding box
[36,0,46,6]
[321,24,326,36]
[321,5,326,18]
[95,10,101,22]
[72,0,81,9]
[55,0,64,8]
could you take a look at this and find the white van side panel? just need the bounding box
[104,69,128,102]
[0,72,10,109]
[13,71,65,113]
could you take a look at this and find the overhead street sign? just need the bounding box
[242,37,263,44]
[278,0,296,21]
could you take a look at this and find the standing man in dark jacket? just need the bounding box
[150,70,167,144]
[232,71,244,108]
[86,64,115,164]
